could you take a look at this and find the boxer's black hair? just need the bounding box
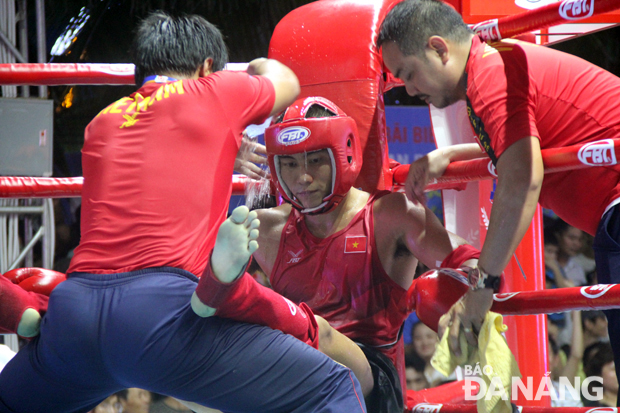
[132,11,228,86]
[377,0,472,57]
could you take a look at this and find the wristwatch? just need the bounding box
[467,266,501,292]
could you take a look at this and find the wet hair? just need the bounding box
[273,103,337,125]
[132,11,228,86]
[377,0,472,57]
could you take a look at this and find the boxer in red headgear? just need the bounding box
[266,96,362,215]
[192,97,480,412]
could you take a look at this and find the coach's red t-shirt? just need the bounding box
[68,72,274,276]
[466,36,620,235]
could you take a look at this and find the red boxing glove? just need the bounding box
[15,269,66,296]
[407,269,469,332]
[2,267,42,284]
[0,268,65,337]
[3,267,66,296]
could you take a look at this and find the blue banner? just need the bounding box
[385,106,443,224]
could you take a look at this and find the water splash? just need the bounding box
[241,133,272,209]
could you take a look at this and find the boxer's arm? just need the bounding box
[375,193,469,288]
[398,196,470,270]
[247,58,300,117]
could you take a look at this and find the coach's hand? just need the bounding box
[438,288,493,357]
[234,133,270,180]
[406,149,449,205]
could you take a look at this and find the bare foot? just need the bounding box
[191,206,259,317]
[211,206,259,283]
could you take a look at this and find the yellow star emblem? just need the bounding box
[120,112,139,128]
[352,241,359,248]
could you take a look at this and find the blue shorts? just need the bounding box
[0,268,366,413]
[593,203,620,406]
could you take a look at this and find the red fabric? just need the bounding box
[440,244,480,269]
[0,274,49,335]
[67,72,275,276]
[466,36,620,235]
[270,190,409,397]
[201,272,319,349]
[194,257,246,309]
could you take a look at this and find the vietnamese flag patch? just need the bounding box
[344,236,367,253]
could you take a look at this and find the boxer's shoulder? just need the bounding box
[373,191,414,218]
[254,204,291,237]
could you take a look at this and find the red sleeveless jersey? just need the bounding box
[270,191,409,393]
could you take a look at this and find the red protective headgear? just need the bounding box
[265,97,362,214]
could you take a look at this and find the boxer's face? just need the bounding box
[279,149,333,208]
[382,41,462,109]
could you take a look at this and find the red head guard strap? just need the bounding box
[265,97,362,214]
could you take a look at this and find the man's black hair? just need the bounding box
[377,0,472,56]
[132,11,229,86]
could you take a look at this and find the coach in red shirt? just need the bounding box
[377,0,620,400]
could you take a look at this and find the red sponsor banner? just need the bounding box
[344,236,367,253]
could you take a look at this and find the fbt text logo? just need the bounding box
[471,19,501,42]
[411,404,443,413]
[578,139,617,166]
[463,364,603,402]
[581,284,616,299]
[286,249,303,264]
[277,127,311,146]
[559,0,595,20]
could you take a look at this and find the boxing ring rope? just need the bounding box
[1,138,618,198]
[471,0,620,41]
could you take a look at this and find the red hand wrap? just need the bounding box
[194,256,252,309]
[440,244,480,269]
[194,258,319,349]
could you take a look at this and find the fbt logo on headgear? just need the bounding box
[577,139,617,166]
[277,127,311,146]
